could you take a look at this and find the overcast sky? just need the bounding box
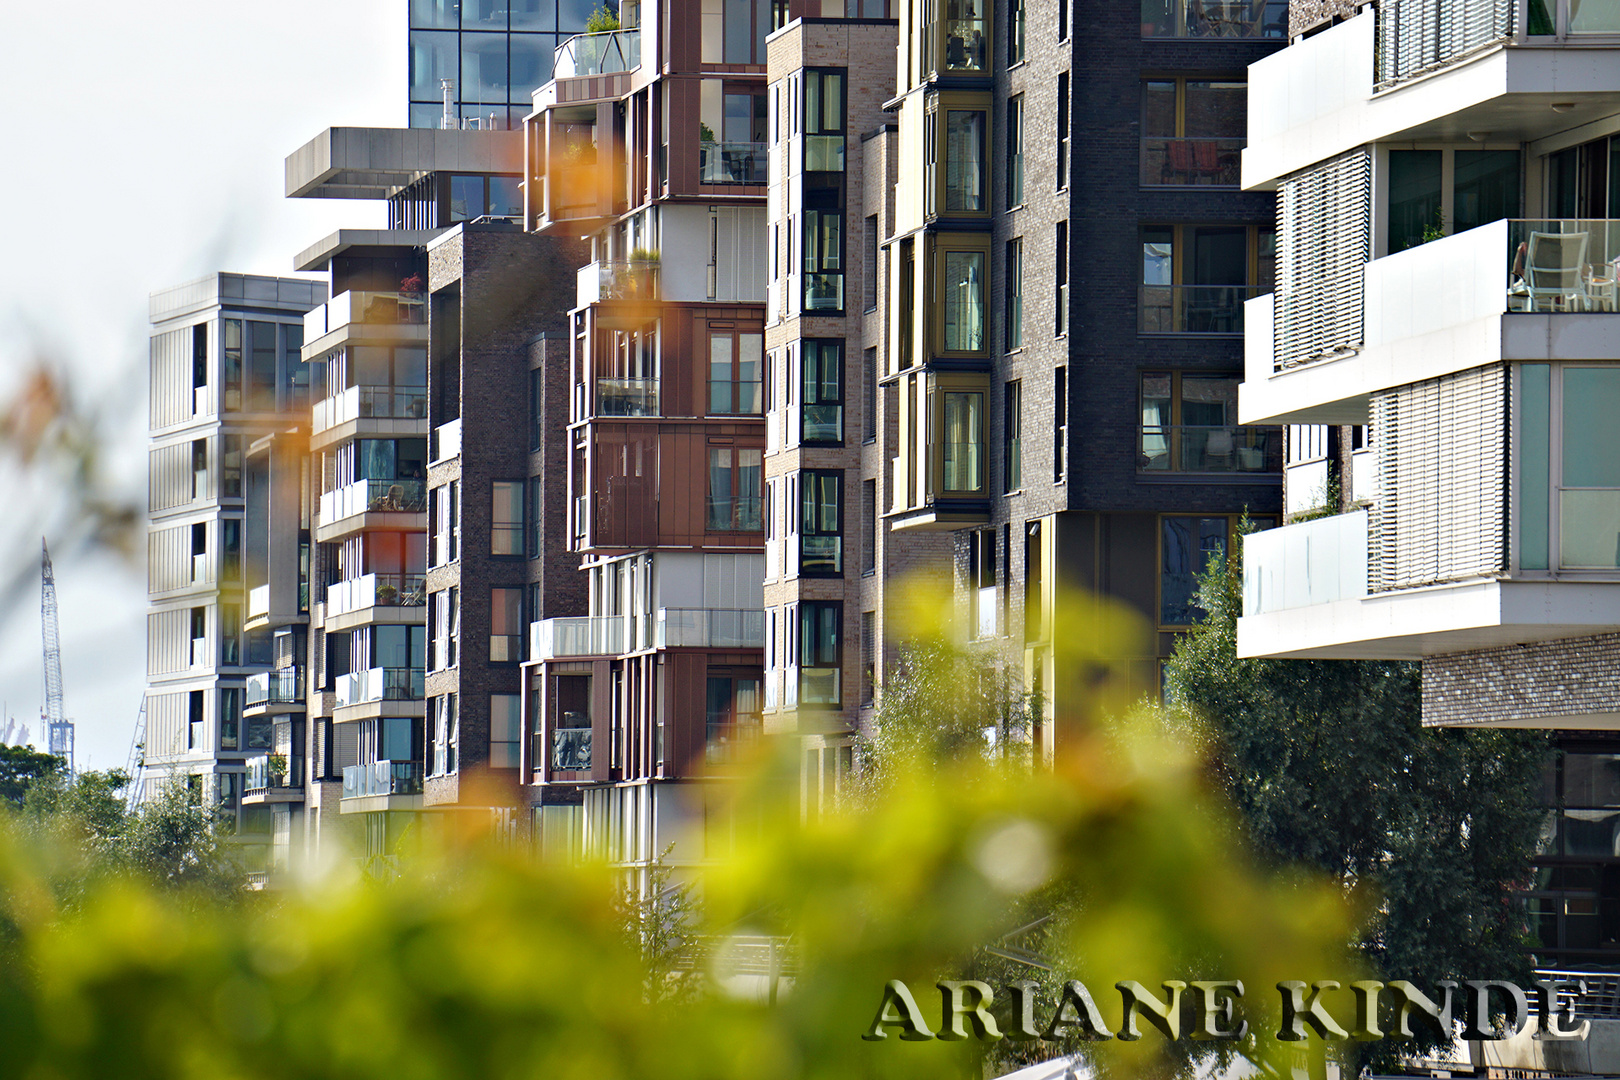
[0,1,406,770]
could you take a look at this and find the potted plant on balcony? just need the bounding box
[376,582,399,606]
[586,4,620,32]
[267,753,288,786]
[699,122,717,177]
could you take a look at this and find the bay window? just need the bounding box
[800,470,843,575]
[798,601,842,706]
[801,339,844,444]
[939,247,988,353]
[804,209,844,311]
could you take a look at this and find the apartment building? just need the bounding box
[1232,0,1620,974]
[520,0,775,878]
[146,273,326,867]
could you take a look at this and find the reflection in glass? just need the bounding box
[411,0,462,29]
[1388,149,1442,253]
[1161,516,1227,624]
[461,31,509,103]
[944,110,985,212]
[942,251,985,351]
[942,391,983,492]
[509,33,556,100]
[410,31,459,100]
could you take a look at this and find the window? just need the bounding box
[805,70,846,172]
[861,611,876,704]
[1055,222,1068,336]
[1140,373,1277,474]
[492,481,524,555]
[430,693,458,776]
[223,319,243,411]
[490,694,521,767]
[802,340,843,444]
[222,518,241,580]
[490,588,523,662]
[862,479,877,575]
[221,604,240,666]
[1007,96,1024,208]
[970,529,998,639]
[1141,0,1286,37]
[708,446,764,531]
[1141,78,1245,187]
[942,390,984,492]
[1056,73,1069,191]
[941,249,987,353]
[192,324,208,397]
[709,330,764,414]
[940,0,986,71]
[529,477,543,559]
[222,436,243,498]
[529,368,543,452]
[705,675,762,764]
[248,321,277,412]
[189,690,204,750]
[800,470,843,575]
[1058,0,1067,38]
[434,481,460,565]
[1388,148,1522,252]
[804,210,844,311]
[798,601,842,706]
[1517,364,1620,571]
[1005,238,1023,351]
[899,238,916,368]
[552,676,591,771]
[1004,380,1022,491]
[1139,224,1274,334]
[863,347,878,442]
[863,215,879,311]
[219,688,240,751]
[944,110,986,213]
[433,585,459,669]
[1160,517,1246,625]
[1009,0,1025,63]
[1054,367,1067,482]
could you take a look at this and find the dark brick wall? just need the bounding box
[1424,634,1620,727]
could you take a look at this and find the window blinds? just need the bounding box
[1375,0,1515,89]
[1275,148,1371,372]
[1369,362,1507,592]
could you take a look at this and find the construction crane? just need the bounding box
[40,539,74,775]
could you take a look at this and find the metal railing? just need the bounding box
[245,753,303,793]
[655,608,766,649]
[1506,219,1620,313]
[531,615,626,659]
[700,142,766,184]
[245,668,303,708]
[1141,137,1244,186]
[597,377,659,417]
[1535,970,1620,1020]
[1141,0,1288,38]
[1140,284,1260,334]
[553,29,640,79]
[325,573,426,616]
[341,761,424,799]
[334,666,424,707]
[1138,425,1282,474]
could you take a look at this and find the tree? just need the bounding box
[585,3,620,32]
[0,744,65,808]
[1164,536,1550,1058]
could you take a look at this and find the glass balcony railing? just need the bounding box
[244,668,303,708]
[655,608,766,649]
[1139,284,1260,334]
[1141,0,1288,38]
[1138,425,1282,474]
[245,753,304,794]
[319,478,427,523]
[304,290,426,339]
[1141,137,1244,187]
[1507,220,1620,313]
[341,761,424,799]
[551,728,593,771]
[706,496,763,532]
[597,261,660,302]
[704,719,761,765]
[313,385,428,430]
[325,573,427,617]
[553,29,640,79]
[530,615,626,660]
[700,142,766,184]
[596,377,659,417]
[334,667,424,707]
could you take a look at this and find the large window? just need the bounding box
[1388,148,1521,252]
[927,105,987,215]
[1004,238,1023,351]
[798,602,842,706]
[708,446,764,531]
[333,344,429,419]
[942,390,984,492]
[551,675,591,771]
[1141,78,1245,187]
[1139,372,1279,474]
[940,249,987,353]
[1004,380,1022,491]
[490,694,521,767]
[1525,747,1620,966]
[492,480,524,555]
[1519,364,1620,571]
[800,470,843,575]
[802,340,843,444]
[706,674,763,764]
[490,587,524,662]
[1007,95,1025,208]
[805,70,846,172]
[804,210,844,311]
[1140,224,1274,334]
[709,330,764,414]
[1160,515,1274,626]
[1141,0,1286,38]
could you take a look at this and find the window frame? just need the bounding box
[800,339,845,446]
[491,479,525,556]
[797,600,843,708]
[799,469,844,577]
[1138,223,1275,336]
[929,233,994,358]
[707,444,765,532]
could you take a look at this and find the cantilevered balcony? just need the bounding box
[243,753,305,804]
[244,668,304,715]
[333,667,426,724]
[655,608,766,649]
[577,261,661,329]
[553,30,640,79]
[301,290,428,363]
[530,615,626,660]
[340,761,423,812]
[323,573,427,632]
[316,479,427,543]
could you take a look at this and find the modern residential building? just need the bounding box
[145,272,326,866]
[1231,0,1620,972]
[409,0,599,130]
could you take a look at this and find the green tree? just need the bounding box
[0,745,65,808]
[585,3,620,32]
[1164,537,1550,1058]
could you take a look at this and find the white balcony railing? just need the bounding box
[334,667,425,707]
[312,384,429,432]
[248,584,270,618]
[432,418,461,463]
[303,290,426,341]
[192,553,210,585]
[325,573,427,617]
[191,636,209,669]
[654,609,766,649]
[1242,510,1370,617]
[318,479,427,525]
[530,616,626,660]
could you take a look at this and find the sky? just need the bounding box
[0,1,407,771]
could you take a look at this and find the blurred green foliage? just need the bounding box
[0,584,1366,1080]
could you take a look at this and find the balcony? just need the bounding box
[249,585,270,619]
[341,761,423,800]
[1243,219,1620,427]
[244,754,304,803]
[1142,0,1287,37]
[706,495,763,532]
[191,636,209,669]
[530,615,626,660]
[1140,284,1259,335]
[325,573,427,619]
[704,719,761,766]
[578,260,660,306]
[700,142,766,185]
[303,290,425,341]
[1138,425,1282,474]
[551,728,592,771]
[312,385,428,432]
[318,478,427,535]
[432,418,461,463]
[334,667,425,708]
[596,377,659,417]
[553,30,640,79]
[1141,138,1243,187]
[245,668,304,711]
[655,608,766,649]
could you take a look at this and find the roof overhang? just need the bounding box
[285,127,524,201]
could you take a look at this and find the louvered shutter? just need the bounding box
[1275,148,1371,372]
[1370,363,1507,591]
[1376,0,1515,89]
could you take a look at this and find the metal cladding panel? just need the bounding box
[1275,148,1370,372]
[1371,363,1507,591]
